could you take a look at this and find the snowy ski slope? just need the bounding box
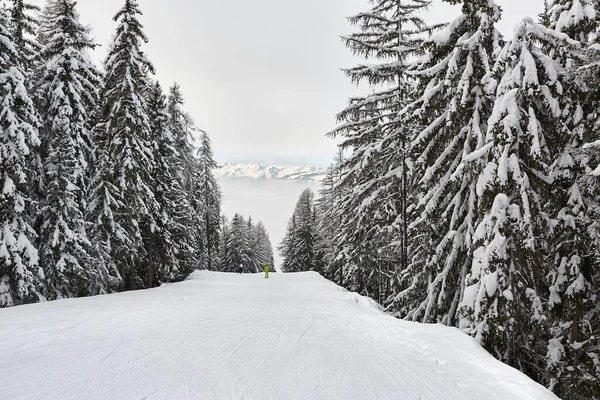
[1,271,557,400]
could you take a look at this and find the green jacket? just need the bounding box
[263,265,270,273]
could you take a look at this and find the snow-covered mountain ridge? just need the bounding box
[215,162,326,181]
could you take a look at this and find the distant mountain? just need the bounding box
[215,162,326,181]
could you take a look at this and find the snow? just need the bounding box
[431,15,466,44]
[215,162,326,181]
[553,0,596,33]
[462,141,493,162]
[0,271,557,400]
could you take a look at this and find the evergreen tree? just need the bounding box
[10,0,40,72]
[167,83,195,191]
[166,83,208,269]
[35,0,109,298]
[252,221,275,271]
[195,131,221,271]
[539,0,552,26]
[145,81,196,285]
[549,0,597,42]
[224,214,251,272]
[218,215,229,271]
[88,0,157,290]
[0,6,44,307]
[12,0,44,242]
[244,216,257,273]
[315,151,348,284]
[279,189,317,273]
[459,17,580,384]
[327,0,435,298]
[37,0,58,46]
[388,0,503,326]
[576,17,600,397]
[545,2,600,396]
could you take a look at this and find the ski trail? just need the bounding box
[0,271,558,400]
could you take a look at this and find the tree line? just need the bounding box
[0,0,222,306]
[219,214,275,273]
[280,1,600,398]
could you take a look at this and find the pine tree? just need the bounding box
[167,83,195,191]
[388,0,503,326]
[195,131,221,271]
[576,26,600,400]
[544,2,600,396]
[549,0,597,42]
[459,17,581,384]
[11,0,44,243]
[224,214,251,272]
[315,151,348,284]
[10,0,40,73]
[35,0,110,298]
[218,215,229,271]
[166,83,207,269]
[244,217,258,273]
[145,81,196,285]
[539,0,552,26]
[88,0,157,290]
[0,6,44,307]
[280,189,317,273]
[327,0,435,298]
[252,221,275,271]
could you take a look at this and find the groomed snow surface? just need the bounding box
[1,271,557,400]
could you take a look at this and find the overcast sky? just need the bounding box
[30,0,545,166]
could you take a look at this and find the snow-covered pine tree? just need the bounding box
[145,81,196,285]
[387,0,503,326]
[0,6,44,307]
[315,165,337,279]
[549,0,597,42]
[11,0,44,242]
[10,0,40,73]
[327,0,435,299]
[244,217,258,273]
[88,0,158,290]
[37,0,58,46]
[544,2,600,397]
[459,17,581,385]
[166,83,208,269]
[279,189,317,273]
[576,11,600,397]
[35,0,111,299]
[315,151,348,284]
[218,215,229,271]
[224,214,251,272]
[577,4,600,313]
[279,216,297,272]
[252,221,275,271]
[167,83,196,191]
[195,131,221,271]
[539,1,552,26]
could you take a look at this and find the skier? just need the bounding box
[263,265,270,279]
[238,263,243,274]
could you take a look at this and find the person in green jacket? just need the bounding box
[263,265,270,279]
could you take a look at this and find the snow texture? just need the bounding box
[0,271,557,400]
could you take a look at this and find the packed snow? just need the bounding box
[1,271,557,400]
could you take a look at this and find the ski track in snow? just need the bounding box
[1,271,557,400]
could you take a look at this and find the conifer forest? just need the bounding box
[278,1,600,397]
[1,0,599,399]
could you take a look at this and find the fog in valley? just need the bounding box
[218,177,322,270]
